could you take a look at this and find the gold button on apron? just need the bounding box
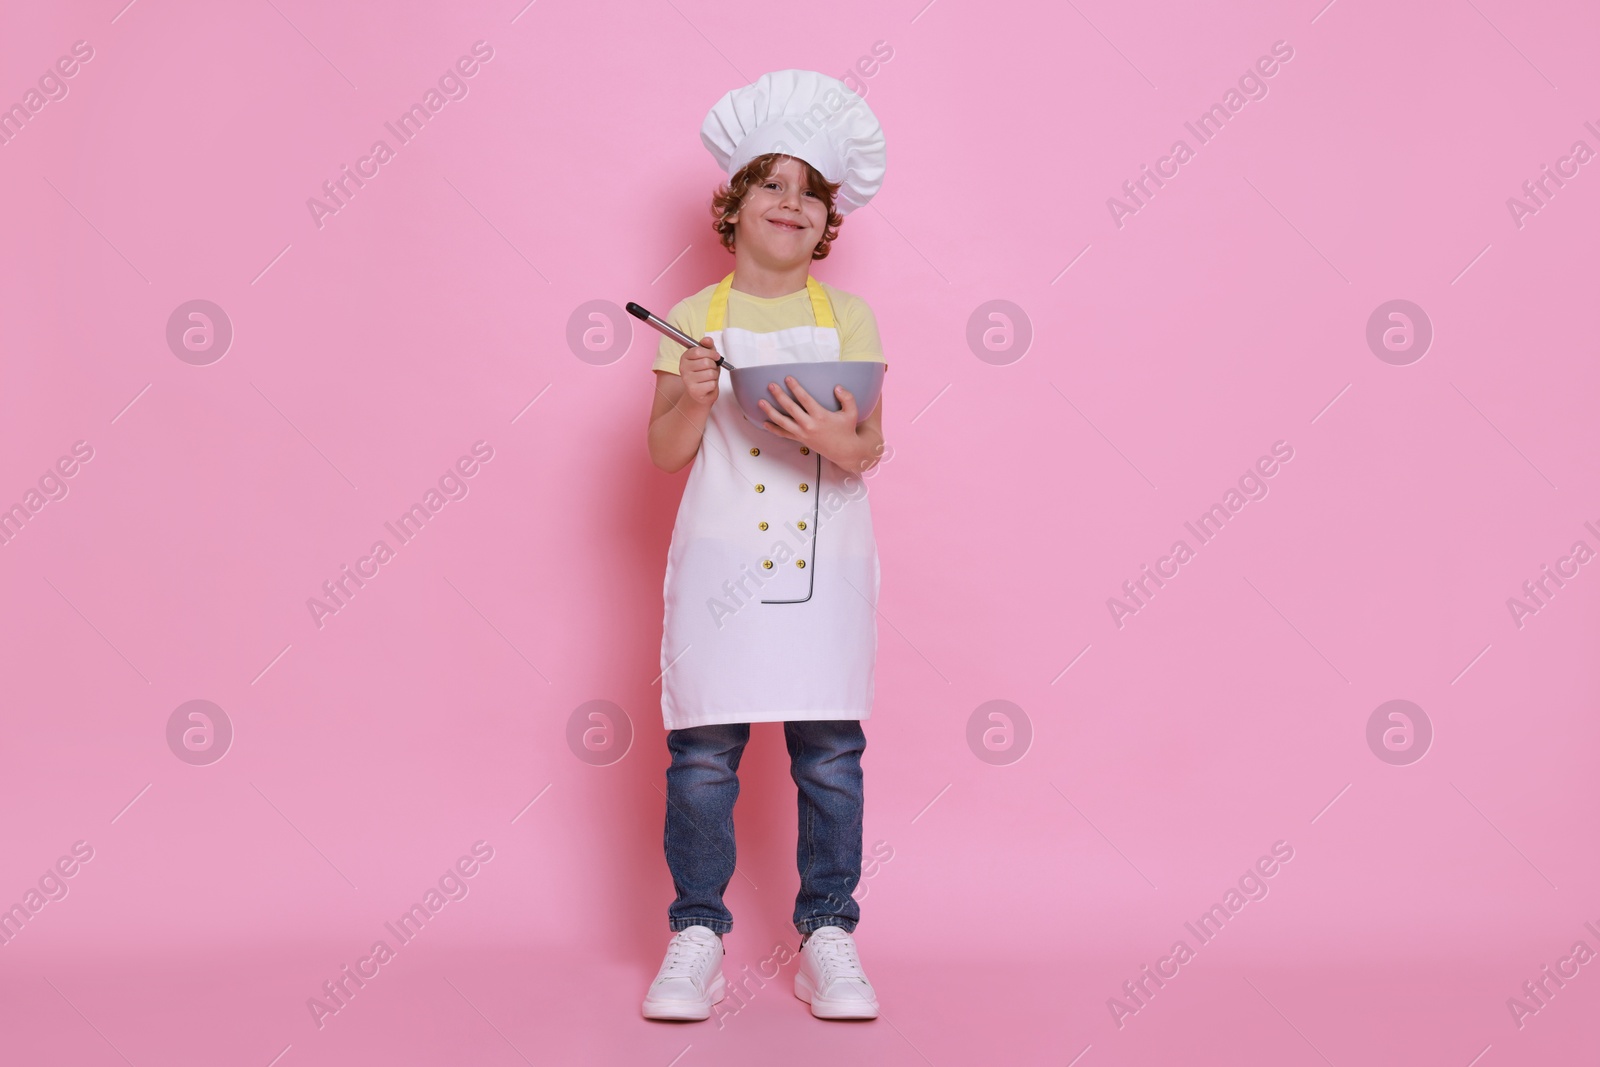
[799,483,809,492]
[659,269,877,729]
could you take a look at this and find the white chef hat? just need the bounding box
[700,69,886,216]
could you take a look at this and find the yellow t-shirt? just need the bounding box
[650,278,885,375]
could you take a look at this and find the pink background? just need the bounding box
[2,0,1598,1064]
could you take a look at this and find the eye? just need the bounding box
[762,180,818,198]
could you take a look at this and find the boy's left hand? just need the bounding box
[758,377,859,463]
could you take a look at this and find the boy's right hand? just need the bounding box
[679,338,721,408]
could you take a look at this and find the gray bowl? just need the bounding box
[730,361,885,434]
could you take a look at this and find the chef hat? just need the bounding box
[700,69,886,216]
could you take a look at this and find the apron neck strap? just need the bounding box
[705,272,835,333]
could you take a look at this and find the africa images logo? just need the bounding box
[306,41,495,229]
[1106,40,1296,229]
[0,39,95,149]
[1107,441,1295,628]
[306,441,494,629]
[306,841,494,1029]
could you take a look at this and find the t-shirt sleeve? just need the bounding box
[839,294,885,363]
[650,297,701,375]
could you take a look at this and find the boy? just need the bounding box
[641,70,889,1022]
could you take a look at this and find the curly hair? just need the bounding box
[710,153,843,259]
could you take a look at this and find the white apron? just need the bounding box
[659,272,880,730]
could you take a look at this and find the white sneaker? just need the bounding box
[794,926,879,1019]
[642,925,727,1021]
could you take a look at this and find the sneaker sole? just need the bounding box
[642,970,727,1021]
[794,969,879,1019]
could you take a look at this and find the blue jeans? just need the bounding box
[664,719,865,937]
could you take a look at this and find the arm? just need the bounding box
[835,392,885,475]
[647,339,721,473]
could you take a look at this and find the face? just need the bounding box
[727,156,829,265]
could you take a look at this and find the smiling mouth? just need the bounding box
[768,219,803,231]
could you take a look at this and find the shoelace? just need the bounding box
[658,933,716,980]
[811,934,869,988]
